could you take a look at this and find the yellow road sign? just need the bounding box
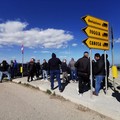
[82,15,108,31]
[82,26,108,40]
[83,38,109,50]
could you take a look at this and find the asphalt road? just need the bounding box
[0,82,112,120]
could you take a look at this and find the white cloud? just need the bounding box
[0,21,74,48]
[41,50,51,54]
[72,43,78,47]
[115,38,120,43]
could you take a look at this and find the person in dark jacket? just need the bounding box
[36,60,41,79]
[9,60,14,79]
[27,58,36,82]
[13,60,18,78]
[48,53,62,92]
[0,60,11,83]
[61,59,69,83]
[101,54,110,89]
[42,59,48,80]
[93,53,105,96]
[75,51,90,96]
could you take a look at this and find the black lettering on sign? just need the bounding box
[90,41,101,46]
[90,29,100,36]
[102,33,108,37]
[102,23,108,28]
[103,43,108,47]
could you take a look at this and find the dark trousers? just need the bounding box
[28,71,34,81]
[78,75,90,94]
[50,70,61,90]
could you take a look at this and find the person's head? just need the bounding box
[71,58,74,61]
[94,53,100,61]
[84,51,89,58]
[11,60,13,63]
[30,58,34,62]
[43,59,46,63]
[63,59,66,63]
[52,53,56,58]
[102,54,108,59]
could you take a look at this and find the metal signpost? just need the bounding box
[81,15,109,97]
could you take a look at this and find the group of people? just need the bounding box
[0,59,18,82]
[27,52,110,95]
[75,52,110,96]
[27,53,78,92]
[27,58,48,82]
[0,51,110,96]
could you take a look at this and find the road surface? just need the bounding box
[0,82,113,120]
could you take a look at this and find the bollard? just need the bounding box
[112,66,118,78]
[20,66,23,73]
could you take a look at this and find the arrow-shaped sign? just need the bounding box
[82,15,108,31]
[83,38,109,50]
[82,26,108,41]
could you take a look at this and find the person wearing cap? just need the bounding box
[48,53,62,92]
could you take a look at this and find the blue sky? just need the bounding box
[0,0,120,64]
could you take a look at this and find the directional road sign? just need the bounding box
[83,38,109,50]
[82,26,108,41]
[82,15,108,31]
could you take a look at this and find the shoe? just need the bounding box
[59,89,62,92]
[93,91,98,96]
[77,88,80,95]
[0,81,2,83]
[79,94,83,97]
[51,88,54,90]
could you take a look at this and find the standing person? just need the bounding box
[42,59,48,81]
[101,54,110,89]
[36,60,41,79]
[75,51,90,96]
[13,60,18,78]
[9,60,14,79]
[68,58,77,82]
[27,58,36,82]
[0,60,11,83]
[61,59,69,83]
[93,53,105,96]
[48,53,62,92]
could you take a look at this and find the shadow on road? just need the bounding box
[112,90,120,102]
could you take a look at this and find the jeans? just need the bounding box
[50,70,61,90]
[71,69,77,80]
[95,75,105,94]
[0,71,11,82]
[42,70,48,80]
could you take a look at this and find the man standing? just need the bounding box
[93,53,105,96]
[27,58,36,82]
[68,58,77,82]
[42,59,48,81]
[75,51,90,96]
[48,53,62,92]
[0,60,11,83]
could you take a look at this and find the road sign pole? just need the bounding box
[104,51,107,94]
[111,27,115,90]
[90,49,93,98]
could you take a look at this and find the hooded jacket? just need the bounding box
[48,53,61,70]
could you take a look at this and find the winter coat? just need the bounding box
[75,56,90,76]
[48,53,61,71]
[42,62,48,71]
[93,56,105,76]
